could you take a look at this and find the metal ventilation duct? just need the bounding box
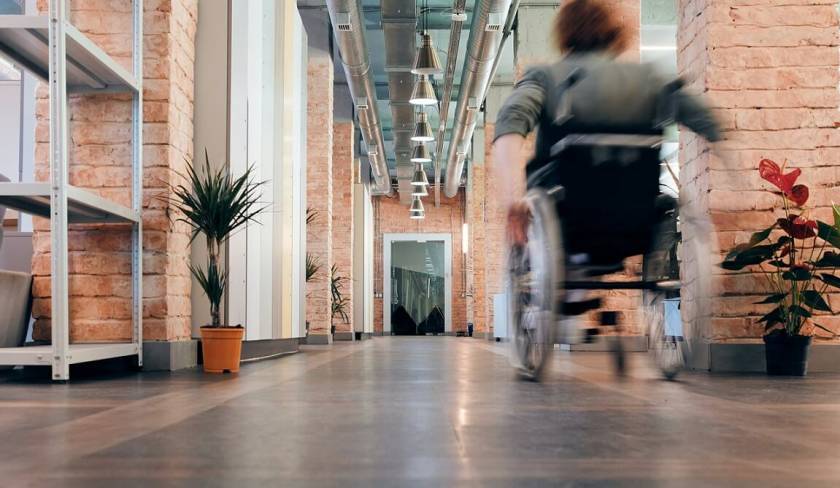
[381,0,418,204]
[433,0,467,206]
[443,0,513,198]
[325,0,391,195]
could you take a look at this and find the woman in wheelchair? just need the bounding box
[495,0,721,380]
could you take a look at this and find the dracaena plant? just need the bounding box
[330,265,350,324]
[162,150,266,327]
[722,159,840,338]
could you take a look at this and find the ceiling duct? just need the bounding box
[432,0,467,206]
[325,0,391,195]
[381,0,418,204]
[443,0,514,198]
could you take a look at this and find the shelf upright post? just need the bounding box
[131,0,143,367]
[48,0,70,381]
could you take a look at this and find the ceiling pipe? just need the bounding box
[325,0,392,195]
[443,0,515,198]
[433,0,467,207]
[480,0,521,103]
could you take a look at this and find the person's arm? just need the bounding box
[675,89,722,143]
[493,133,528,212]
[492,68,547,229]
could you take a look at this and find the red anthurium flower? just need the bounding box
[778,215,817,239]
[759,159,801,194]
[788,184,809,207]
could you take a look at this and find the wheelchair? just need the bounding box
[507,136,693,382]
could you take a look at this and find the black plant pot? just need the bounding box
[764,333,812,376]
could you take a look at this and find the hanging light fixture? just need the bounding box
[410,195,425,214]
[411,182,429,197]
[411,111,434,142]
[410,75,437,106]
[410,211,426,220]
[412,32,442,75]
[411,162,430,186]
[411,144,432,164]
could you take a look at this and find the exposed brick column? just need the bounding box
[305,55,334,343]
[31,0,197,344]
[466,152,488,334]
[331,121,354,337]
[479,123,530,338]
[677,0,840,343]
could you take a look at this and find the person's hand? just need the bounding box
[507,201,530,247]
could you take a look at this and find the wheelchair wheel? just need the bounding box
[643,209,684,380]
[508,189,563,381]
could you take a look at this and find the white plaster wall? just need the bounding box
[191,0,228,334]
[227,0,307,340]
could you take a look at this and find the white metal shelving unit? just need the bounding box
[0,0,143,380]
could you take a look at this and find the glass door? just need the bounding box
[390,240,446,335]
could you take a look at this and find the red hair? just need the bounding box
[553,0,630,55]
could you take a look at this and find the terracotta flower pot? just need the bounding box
[200,326,244,373]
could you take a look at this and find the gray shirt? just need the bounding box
[494,53,721,162]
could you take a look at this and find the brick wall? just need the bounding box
[305,55,334,338]
[677,0,840,341]
[374,192,467,334]
[466,157,488,333]
[332,121,354,333]
[32,0,197,342]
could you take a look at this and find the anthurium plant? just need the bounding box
[722,159,840,338]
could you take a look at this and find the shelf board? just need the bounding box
[0,183,139,224]
[0,15,138,93]
[0,343,139,366]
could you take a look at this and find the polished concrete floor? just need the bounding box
[2,337,840,487]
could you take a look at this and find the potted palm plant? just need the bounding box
[304,208,321,337]
[164,150,265,373]
[723,159,840,375]
[330,264,350,335]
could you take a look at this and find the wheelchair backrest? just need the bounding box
[544,58,683,136]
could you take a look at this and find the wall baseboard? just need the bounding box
[689,341,840,373]
[301,334,332,345]
[143,340,198,371]
[241,338,299,361]
[333,331,355,341]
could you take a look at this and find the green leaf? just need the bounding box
[800,290,832,312]
[748,224,776,247]
[758,306,785,326]
[819,273,840,289]
[721,260,748,271]
[790,305,812,318]
[813,252,840,268]
[755,293,787,304]
[817,221,840,249]
[722,245,780,270]
[739,245,778,262]
[724,243,750,262]
[782,267,812,281]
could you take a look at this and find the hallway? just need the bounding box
[2,338,840,486]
